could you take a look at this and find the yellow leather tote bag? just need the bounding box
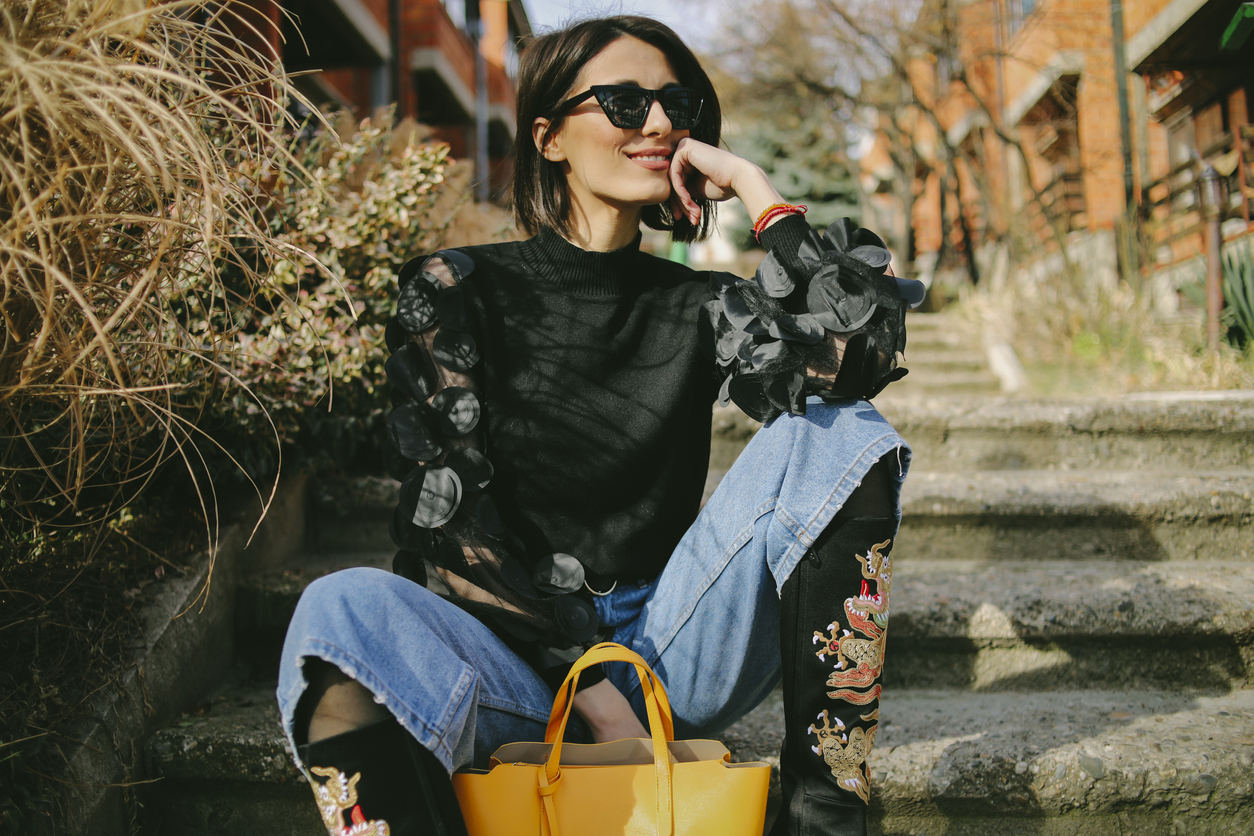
[451,642,770,836]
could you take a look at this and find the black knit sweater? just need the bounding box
[455,217,807,586]
[461,229,711,584]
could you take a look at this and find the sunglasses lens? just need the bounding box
[661,89,702,128]
[598,89,651,127]
[595,87,703,129]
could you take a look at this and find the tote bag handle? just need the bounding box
[544,642,675,743]
[539,643,676,836]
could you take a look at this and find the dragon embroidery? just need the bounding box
[812,538,891,703]
[309,766,391,836]
[808,537,893,801]
[810,709,880,803]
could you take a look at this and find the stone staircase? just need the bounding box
[721,392,1254,835]
[141,391,1254,835]
[880,311,1004,401]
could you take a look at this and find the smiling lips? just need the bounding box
[628,150,671,170]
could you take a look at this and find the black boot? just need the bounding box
[770,460,897,836]
[298,715,469,836]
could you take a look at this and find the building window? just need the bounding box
[1166,112,1196,169]
[1007,0,1037,37]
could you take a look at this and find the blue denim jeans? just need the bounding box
[278,397,909,774]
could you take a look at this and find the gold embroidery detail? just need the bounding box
[812,538,891,703]
[807,538,893,800]
[809,708,879,803]
[309,765,391,836]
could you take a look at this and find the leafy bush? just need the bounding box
[1178,237,1254,349]
[202,115,459,481]
[1221,238,1254,346]
[0,4,462,828]
[0,2,328,825]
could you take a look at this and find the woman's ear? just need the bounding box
[532,118,565,162]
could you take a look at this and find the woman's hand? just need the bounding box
[668,138,785,227]
[572,677,649,743]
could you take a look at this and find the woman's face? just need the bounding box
[535,36,688,225]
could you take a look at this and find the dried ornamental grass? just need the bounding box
[0,0,321,541]
[964,276,1254,395]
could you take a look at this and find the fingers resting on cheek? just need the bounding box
[668,149,701,226]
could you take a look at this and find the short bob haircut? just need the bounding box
[512,16,722,244]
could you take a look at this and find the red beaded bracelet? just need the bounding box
[753,203,807,240]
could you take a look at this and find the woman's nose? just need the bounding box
[641,99,673,136]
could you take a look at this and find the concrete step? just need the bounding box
[898,470,1254,562]
[713,393,1254,474]
[727,687,1254,836]
[701,468,1254,563]
[906,333,976,353]
[343,395,1254,500]
[711,406,764,471]
[899,349,990,372]
[905,314,968,331]
[141,679,780,836]
[307,477,399,553]
[904,312,969,334]
[883,368,1003,396]
[144,680,1254,836]
[877,392,1254,471]
[885,559,1254,691]
[903,314,979,352]
[717,391,1254,473]
[140,682,319,835]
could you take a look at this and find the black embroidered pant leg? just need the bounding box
[771,456,897,836]
[297,713,469,836]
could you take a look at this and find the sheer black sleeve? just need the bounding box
[700,215,926,422]
[382,250,607,690]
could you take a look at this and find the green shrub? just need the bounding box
[200,115,457,482]
[1221,238,1254,346]
[1180,237,1254,348]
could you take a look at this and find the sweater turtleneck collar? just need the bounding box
[521,225,643,297]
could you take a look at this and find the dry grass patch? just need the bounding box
[953,271,1254,397]
[0,0,318,537]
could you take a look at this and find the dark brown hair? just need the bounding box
[511,16,722,243]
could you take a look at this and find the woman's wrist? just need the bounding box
[572,677,649,742]
[753,203,807,240]
[572,677,621,726]
[730,162,786,226]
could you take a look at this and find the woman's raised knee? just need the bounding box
[292,566,443,637]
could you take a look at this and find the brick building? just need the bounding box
[1131,0,1253,263]
[860,0,1253,281]
[237,0,531,199]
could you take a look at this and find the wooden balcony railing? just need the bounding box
[1142,125,1254,260]
[1026,170,1087,241]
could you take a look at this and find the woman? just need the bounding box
[279,15,920,836]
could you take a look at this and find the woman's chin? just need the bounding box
[623,187,677,210]
[586,182,676,215]
[622,171,676,205]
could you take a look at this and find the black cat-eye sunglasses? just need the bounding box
[553,85,704,130]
